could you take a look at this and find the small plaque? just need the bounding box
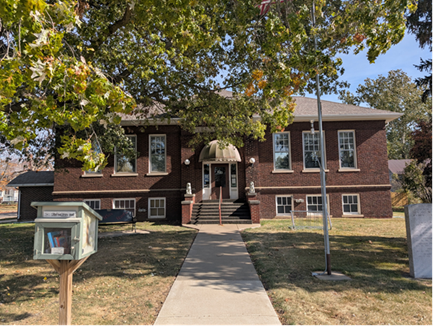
[51,247,64,255]
[43,211,76,218]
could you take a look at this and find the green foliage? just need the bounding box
[0,0,135,169]
[402,160,432,203]
[1,0,417,169]
[405,0,432,103]
[339,70,432,159]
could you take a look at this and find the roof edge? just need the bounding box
[293,113,403,123]
[121,112,403,126]
[7,183,54,187]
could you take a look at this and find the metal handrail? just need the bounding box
[218,186,222,225]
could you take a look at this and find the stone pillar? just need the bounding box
[181,194,195,224]
[247,192,260,223]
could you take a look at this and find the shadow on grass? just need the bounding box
[242,230,430,295]
[0,222,197,306]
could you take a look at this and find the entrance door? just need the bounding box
[211,164,230,199]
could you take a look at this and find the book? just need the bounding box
[47,232,55,248]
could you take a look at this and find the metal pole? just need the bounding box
[312,1,331,275]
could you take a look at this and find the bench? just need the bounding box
[96,209,137,232]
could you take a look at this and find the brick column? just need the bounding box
[247,192,260,223]
[181,194,195,224]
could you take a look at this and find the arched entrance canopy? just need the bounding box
[199,140,241,162]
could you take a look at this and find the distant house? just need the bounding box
[9,95,402,223]
[7,171,54,221]
[0,188,19,203]
[388,159,411,192]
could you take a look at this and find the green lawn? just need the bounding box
[0,222,197,325]
[242,218,432,325]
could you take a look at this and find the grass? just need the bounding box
[0,222,197,325]
[0,204,17,213]
[241,218,432,325]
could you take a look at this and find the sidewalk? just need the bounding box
[154,224,281,325]
[0,212,17,223]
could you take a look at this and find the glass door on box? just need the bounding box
[43,228,72,255]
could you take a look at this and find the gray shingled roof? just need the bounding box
[388,159,412,175]
[289,97,403,122]
[8,171,54,187]
[120,92,402,124]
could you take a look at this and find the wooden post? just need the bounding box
[46,257,89,325]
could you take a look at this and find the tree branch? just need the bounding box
[91,5,132,48]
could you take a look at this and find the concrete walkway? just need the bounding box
[154,224,281,325]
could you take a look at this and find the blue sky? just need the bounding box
[311,33,432,103]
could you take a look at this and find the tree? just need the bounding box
[405,0,432,102]
[339,70,432,159]
[402,161,432,203]
[1,0,417,170]
[400,120,431,203]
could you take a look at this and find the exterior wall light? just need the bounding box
[184,159,191,166]
[249,157,256,165]
[310,119,315,134]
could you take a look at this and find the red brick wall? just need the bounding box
[252,120,392,219]
[19,186,53,221]
[51,119,392,222]
[54,191,182,223]
[54,125,182,192]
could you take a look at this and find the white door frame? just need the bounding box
[202,162,238,200]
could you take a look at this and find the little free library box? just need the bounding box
[32,202,103,260]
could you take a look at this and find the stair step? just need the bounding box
[192,209,249,213]
[190,220,252,224]
[190,200,251,224]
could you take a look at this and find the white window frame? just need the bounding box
[302,131,326,170]
[113,198,136,217]
[273,132,292,171]
[84,199,101,210]
[148,197,166,219]
[114,135,137,174]
[338,130,357,169]
[306,195,330,214]
[342,194,361,215]
[275,195,293,216]
[149,134,167,173]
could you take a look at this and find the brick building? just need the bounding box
[10,96,401,223]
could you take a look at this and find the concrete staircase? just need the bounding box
[190,200,252,224]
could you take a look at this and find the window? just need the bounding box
[149,198,166,218]
[84,199,101,210]
[276,196,292,215]
[273,132,291,170]
[303,132,326,169]
[338,131,357,168]
[113,198,136,216]
[149,135,166,173]
[203,164,210,188]
[306,195,330,213]
[230,164,237,188]
[342,194,360,215]
[115,135,137,173]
